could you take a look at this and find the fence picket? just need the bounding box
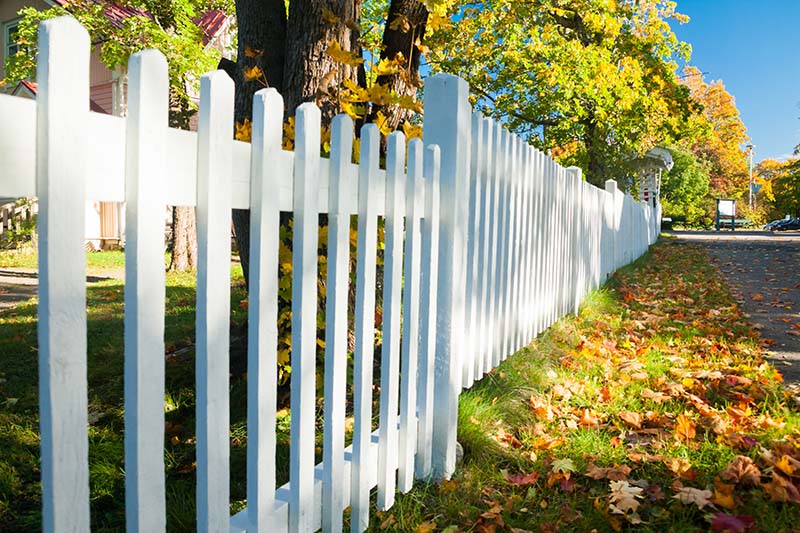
[414,145,441,480]
[124,49,168,533]
[35,17,91,533]
[195,70,234,533]
[378,132,406,510]
[246,88,284,532]
[477,118,494,378]
[463,112,483,387]
[289,103,322,532]
[398,139,424,493]
[321,114,355,533]
[351,124,381,532]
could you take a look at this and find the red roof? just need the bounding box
[15,80,109,114]
[194,9,228,46]
[53,1,227,38]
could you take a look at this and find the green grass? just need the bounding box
[0,252,256,530]
[0,248,127,276]
[368,241,800,532]
[2,242,799,531]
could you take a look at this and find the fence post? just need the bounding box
[423,74,471,479]
[36,17,91,532]
[124,49,169,533]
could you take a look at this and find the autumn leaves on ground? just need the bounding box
[379,239,800,532]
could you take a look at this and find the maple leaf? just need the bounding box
[712,479,737,510]
[674,414,696,442]
[234,119,252,143]
[608,480,643,514]
[673,487,713,509]
[326,40,364,66]
[321,7,340,24]
[641,388,670,403]
[505,471,540,486]
[415,520,436,533]
[243,65,264,82]
[618,411,642,429]
[374,111,393,137]
[579,408,599,426]
[774,455,800,477]
[551,458,576,474]
[719,456,762,486]
[710,513,757,532]
[585,462,631,481]
[762,472,800,503]
[664,457,694,479]
[375,57,401,76]
[244,46,263,58]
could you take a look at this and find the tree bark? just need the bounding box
[170,206,197,271]
[168,89,198,271]
[231,0,288,285]
[368,0,428,131]
[283,0,362,122]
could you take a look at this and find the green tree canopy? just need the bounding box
[425,0,698,186]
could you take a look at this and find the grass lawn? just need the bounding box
[372,239,800,532]
[0,251,260,530]
[1,240,799,531]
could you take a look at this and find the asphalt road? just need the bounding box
[671,230,800,386]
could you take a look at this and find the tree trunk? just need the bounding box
[283,0,362,122]
[168,89,198,271]
[170,206,197,271]
[231,0,288,285]
[368,0,428,130]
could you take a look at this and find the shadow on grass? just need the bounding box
[0,275,263,531]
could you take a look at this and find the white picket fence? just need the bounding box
[0,17,659,533]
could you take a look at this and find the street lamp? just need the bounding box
[746,144,755,209]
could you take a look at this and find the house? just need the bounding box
[1,0,233,249]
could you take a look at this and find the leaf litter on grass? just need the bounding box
[374,240,800,532]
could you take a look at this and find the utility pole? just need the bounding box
[746,144,755,209]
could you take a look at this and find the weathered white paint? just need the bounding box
[414,145,441,481]
[289,103,322,533]
[195,70,234,533]
[246,88,284,532]
[424,74,471,479]
[378,132,406,510]
[124,49,168,533]
[35,16,91,533]
[398,139,424,493]
[351,124,381,533]
[322,114,354,533]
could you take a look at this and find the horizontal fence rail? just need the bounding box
[0,16,660,533]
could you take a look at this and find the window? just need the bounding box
[4,19,20,61]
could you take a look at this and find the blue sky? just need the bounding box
[672,0,800,163]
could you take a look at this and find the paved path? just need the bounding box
[671,230,800,385]
[0,267,122,312]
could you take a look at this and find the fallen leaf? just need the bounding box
[712,479,737,510]
[579,409,599,427]
[585,463,631,481]
[762,472,800,503]
[674,414,696,442]
[673,486,713,509]
[608,480,643,514]
[416,520,436,533]
[720,456,761,486]
[505,471,540,486]
[551,458,576,474]
[618,411,642,429]
[774,455,800,477]
[664,457,694,479]
[710,513,757,532]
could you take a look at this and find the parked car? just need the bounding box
[763,219,786,230]
[771,218,800,231]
